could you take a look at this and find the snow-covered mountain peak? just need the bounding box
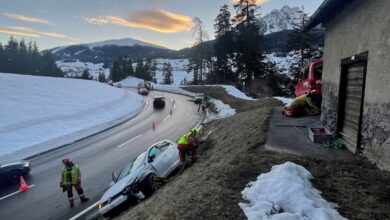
[261,5,303,35]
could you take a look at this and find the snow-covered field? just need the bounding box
[0,73,143,162]
[239,162,346,220]
[56,60,110,79]
[153,59,193,85]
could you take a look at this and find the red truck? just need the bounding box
[294,59,323,97]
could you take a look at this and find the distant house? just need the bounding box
[304,0,390,170]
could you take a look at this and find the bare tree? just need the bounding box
[191,17,209,84]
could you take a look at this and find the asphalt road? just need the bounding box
[0,90,201,220]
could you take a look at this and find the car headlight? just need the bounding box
[98,203,104,209]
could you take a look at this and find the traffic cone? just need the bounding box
[152,122,156,129]
[19,176,30,192]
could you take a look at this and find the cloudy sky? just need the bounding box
[0,0,323,50]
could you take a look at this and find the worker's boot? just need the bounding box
[69,198,74,208]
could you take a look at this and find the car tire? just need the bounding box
[7,170,22,184]
[141,173,157,197]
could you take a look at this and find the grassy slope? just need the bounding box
[118,86,390,220]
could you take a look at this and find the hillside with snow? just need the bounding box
[0,73,144,162]
[56,60,110,79]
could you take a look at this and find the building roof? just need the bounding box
[304,0,357,31]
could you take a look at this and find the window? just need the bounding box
[148,147,162,159]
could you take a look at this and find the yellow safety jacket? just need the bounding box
[61,164,80,185]
[290,95,320,111]
[178,132,192,145]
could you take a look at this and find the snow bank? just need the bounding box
[221,85,254,100]
[0,73,144,161]
[273,96,293,106]
[212,99,236,118]
[239,162,346,220]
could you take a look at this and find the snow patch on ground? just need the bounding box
[0,73,144,162]
[212,99,236,118]
[239,162,346,220]
[221,85,254,100]
[273,96,293,106]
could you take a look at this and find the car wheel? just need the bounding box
[7,170,22,184]
[141,173,158,197]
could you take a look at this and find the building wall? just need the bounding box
[321,0,390,170]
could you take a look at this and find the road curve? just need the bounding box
[0,90,201,220]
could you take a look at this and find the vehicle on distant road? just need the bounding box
[98,140,180,218]
[153,96,165,109]
[193,94,204,104]
[295,59,323,97]
[138,88,149,96]
[0,160,31,185]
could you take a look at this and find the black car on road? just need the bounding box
[153,96,165,109]
[0,160,31,185]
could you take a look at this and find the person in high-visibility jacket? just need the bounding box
[60,158,89,207]
[177,128,200,167]
[283,90,321,117]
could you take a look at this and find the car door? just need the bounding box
[157,141,179,174]
[148,146,171,177]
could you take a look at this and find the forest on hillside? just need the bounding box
[0,37,63,77]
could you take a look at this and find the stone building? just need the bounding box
[304,0,390,170]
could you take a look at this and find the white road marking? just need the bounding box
[163,115,170,122]
[117,134,142,148]
[30,100,150,161]
[0,184,36,201]
[69,201,99,220]
[174,104,176,109]
[133,100,149,120]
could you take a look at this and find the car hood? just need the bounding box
[100,165,144,202]
[0,160,28,168]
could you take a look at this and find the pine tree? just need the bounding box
[162,62,173,84]
[81,68,92,80]
[110,61,121,82]
[233,0,266,93]
[214,4,235,83]
[0,43,4,71]
[98,68,107,82]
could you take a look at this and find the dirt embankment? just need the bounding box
[118,86,390,220]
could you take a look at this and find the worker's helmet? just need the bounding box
[191,127,200,134]
[62,158,72,165]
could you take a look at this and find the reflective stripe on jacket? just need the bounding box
[61,164,80,185]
